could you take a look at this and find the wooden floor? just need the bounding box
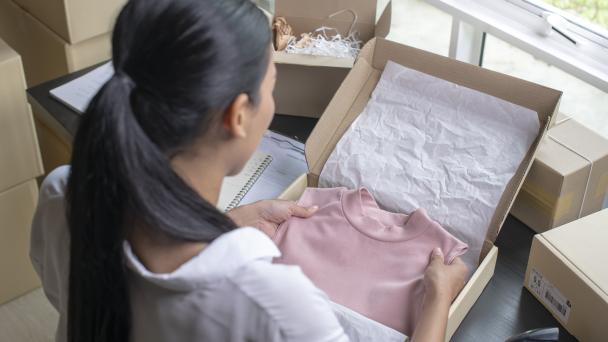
[0,288,58,342]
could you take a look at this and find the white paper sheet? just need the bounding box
[319,61,539,273]
[330,301,407,342]
[239,130,307,205]
[50,62,114,114]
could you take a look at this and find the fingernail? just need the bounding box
[432,247,442,256]
[309,205,319,212]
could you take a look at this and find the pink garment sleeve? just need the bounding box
[445,239,469,265]
[417,208,469,266]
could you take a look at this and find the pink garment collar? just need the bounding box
[340,187,431,242]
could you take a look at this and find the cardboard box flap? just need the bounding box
[543,209,608,296]
[273,51,354,68]
[375,1,392,39]
[305,37,561,249]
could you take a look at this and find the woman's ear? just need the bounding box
[222,93,251,138]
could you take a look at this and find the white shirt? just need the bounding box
[30,166,349,342]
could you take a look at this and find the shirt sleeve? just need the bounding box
[233,261,350,342]
[30,165,71,311]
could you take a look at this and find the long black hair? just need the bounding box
[65,0,271,341]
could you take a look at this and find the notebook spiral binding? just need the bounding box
[225,155,273,211]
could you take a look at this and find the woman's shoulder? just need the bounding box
[228,254,347,340]
[39,165,70,202]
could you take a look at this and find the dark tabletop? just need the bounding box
[27,65,577,342]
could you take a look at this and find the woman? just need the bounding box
[30,0,467,341]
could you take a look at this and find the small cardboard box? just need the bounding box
[279,37,561,340]
[0,179,40,304]
[0,37,43,193]
[0,0,111,86]
[272,0,391,118]
[12,0,125,44]
[511,119,608,233]
[524,209,608,341]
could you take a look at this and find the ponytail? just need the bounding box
[67,72,237,342]
[66,0,270,340]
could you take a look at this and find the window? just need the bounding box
[541,0,608,29]
[482,34,608,137]
[507,0,608,49]
[386,0,453,57]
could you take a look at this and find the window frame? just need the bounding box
[425,0,608,93]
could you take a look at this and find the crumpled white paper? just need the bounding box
[319,61,539,273]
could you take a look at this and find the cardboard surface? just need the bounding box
[524,209,608,341]
[13,0,124,44]
[280,37,560,339]
[0,179,40,305]
[512,119,608,232]
[306,38,560,255]
[0,38,44,193]
[273,0,391,117]
[0,0,111,86]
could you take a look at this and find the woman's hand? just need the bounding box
[423,247,468,303]
[227,200,318,237]
[411,248,468,342]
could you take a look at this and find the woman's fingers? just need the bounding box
[429,247,444,264]
[288,203,319,218]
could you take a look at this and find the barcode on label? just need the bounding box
[544,289,567,316]
[528,268,571,323]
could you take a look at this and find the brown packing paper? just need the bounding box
[524,209,608,341]
[0,0,111,86]
[13,0,125,44]
[279,38,561,340]
[273,0,391,117]
[512,119,608,233]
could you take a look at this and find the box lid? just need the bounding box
[542,209,608,296]
[305,37,562,247]
[548,119,608,163]
[535,137,589,177]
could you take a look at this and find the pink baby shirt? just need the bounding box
[272,187,468,335]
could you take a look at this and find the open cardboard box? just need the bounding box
[278,37,562,340]
[272,0,391,118]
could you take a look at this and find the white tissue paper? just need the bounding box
[319,61,539,273]
[330,301,407,342]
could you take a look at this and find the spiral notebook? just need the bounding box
[217,152,273,211]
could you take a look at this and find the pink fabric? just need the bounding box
[273,187,468,335]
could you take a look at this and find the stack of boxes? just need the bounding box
[513,114,608,341]
[0,0,124,86]
[0,38,44,304]
[511,118,608,232]
[0,0,126,175]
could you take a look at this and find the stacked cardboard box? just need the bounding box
[0,0,124,175]
[0,0,124,86]
[511,119,608,233]
[0,38,44,304]
[524,208,608,341]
